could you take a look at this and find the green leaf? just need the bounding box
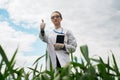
[0,59,4,72]
[28,67,39,74]
[60,65,71,79]
[0,45,9,66]
[70,49,74,62]
[90,58,100,63]
[80,45,90,65]
[33,54,45,65]
[0,73,4,80]
[4,47,18,79]
[107,56,110,73]
[112,53,120,80]
[9,47,18,67]
[71,62,86,71]
[16,68,24,80]
[112,54,119,74]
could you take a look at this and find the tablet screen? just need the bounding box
[56,35,64,43]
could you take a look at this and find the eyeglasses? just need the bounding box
[51,15,60,19]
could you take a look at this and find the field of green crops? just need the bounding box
[0,45,120,80]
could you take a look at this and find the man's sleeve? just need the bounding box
[39,29,48,43]
[64,30,77,53]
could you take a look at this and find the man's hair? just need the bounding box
[52,11,63,20]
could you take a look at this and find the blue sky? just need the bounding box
[0,0,120,68]
[0,8,46,56]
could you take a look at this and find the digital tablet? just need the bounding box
[56,35,64,43]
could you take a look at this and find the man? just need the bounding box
[39,11,77,70]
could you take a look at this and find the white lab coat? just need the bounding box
[39,27,77,70]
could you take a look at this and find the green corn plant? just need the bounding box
[80,45,98,80]
[27,54,45,80]
[0,45,16,79]
[0,45,25,80]
[112,53,120,80]
[80,45,91,65]
[0,44,120,80]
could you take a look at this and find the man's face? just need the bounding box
[51,13,62,25]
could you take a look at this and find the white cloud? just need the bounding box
[0,0,120,68]
[6,0,52,28]
[60,0,120,67]
[0,0,9,8]
[0,21,37,52]
[0,21,38,67]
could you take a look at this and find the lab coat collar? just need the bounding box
[53,27,64,34]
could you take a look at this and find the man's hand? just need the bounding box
[40,19,45,30]
[54,43,65,50]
